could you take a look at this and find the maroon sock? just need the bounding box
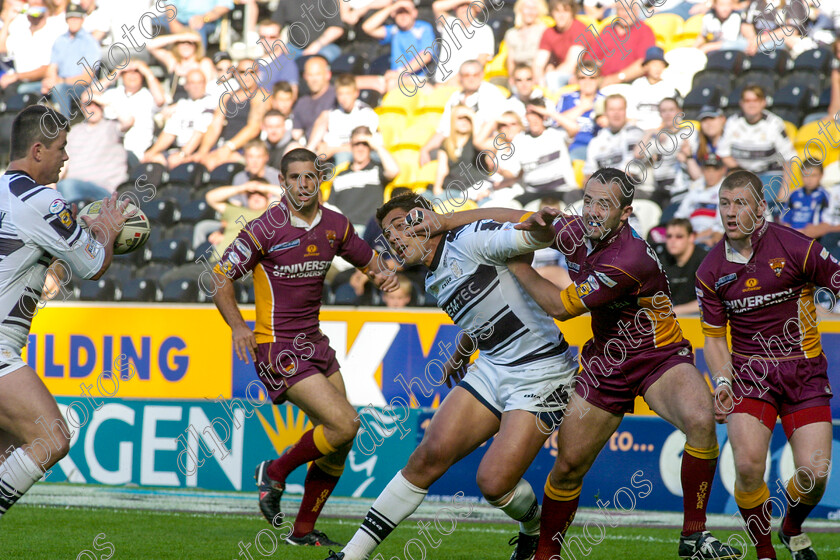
[739,503,776,559]
[535,492,579,560]
[292,463,341,537]
[680,452,717,536]
[267,429,326,484]
[782,500,818,537]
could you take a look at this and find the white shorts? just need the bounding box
[460,348,578,420]
[0,342,25,378]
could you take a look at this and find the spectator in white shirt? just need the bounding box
[307,74,380,166]
[694,0,750,53]
[432,0,496,85]
[0,0,66,94]
[584,94,645,185]
[629,47,679,132]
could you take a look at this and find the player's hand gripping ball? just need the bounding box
[76,200,151,255]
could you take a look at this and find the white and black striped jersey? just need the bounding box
[583,124,645,176]
[425,220,569,368]
[717,110,796,174]
[0,172,104,349]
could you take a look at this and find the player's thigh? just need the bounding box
[788,421,833,485]
[552,393,623,484]
[476,409,551,497]
[404,386,500,484]
[644,362,715,439]
[727,412,773,485]
[285,372,358,436]
[0,365,68,450]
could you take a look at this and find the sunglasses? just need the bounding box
[498,121,518,127]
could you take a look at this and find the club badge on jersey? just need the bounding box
[49,199,73,229]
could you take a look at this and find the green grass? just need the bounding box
[4,506,840,559]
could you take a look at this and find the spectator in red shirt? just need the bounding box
[533,0,585,91]
[576,0,656,86]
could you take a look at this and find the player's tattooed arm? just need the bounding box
[507,255,574,321]
[211,272,257,364]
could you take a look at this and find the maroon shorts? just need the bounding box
[575,339,695,415]
[254,334,341,404]
[730,353,833,434]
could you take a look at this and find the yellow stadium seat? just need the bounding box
[784,121,798,143]
[392,123,435,151]
[795,119,840,165]
[575,15,595,29]
[542,15,557,27]
[680,13,704,42]
[484,41,508,80]
[390,149,420,186]
[495,84,511,98]
[410,110,444,132]
[573,159,585,186]
[416,160,439,188]
[419,86,459,113]
[378,89,418,116]
[377,112,408,148]
[647,13,684,49]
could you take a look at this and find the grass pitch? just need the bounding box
[4,505,840,560]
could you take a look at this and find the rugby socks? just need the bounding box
[534,479,581,560]
[487,478,541,536]
[267,425,335,484]
[292,459,344,537]
[735,484,776,559]
[680,443,719,536]
[781,476,821,536]
[342,471,428,560]
[0,448,43,519]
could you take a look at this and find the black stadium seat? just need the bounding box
[168,162,206,186]
[167,224,195,245]
[705,50,745,74]
[120,278,160,302]
[2,92,38,112]
[747,50,789,74]
[359,89,382,108]
[206,162,244,185]
[819,87,831,110]
[157,185,193,207]
[144,239,189,266]
[364,54,391,77]
[734,72,776,97]
[772,84,816,111]
[683,85,723,113]
[193,241,220,262]
[691,70,733,95]
[134,263,170,280]
[331,52,363,75]
[105,263,134,286]
[772,108,803,127]
[779,72,825,98]
[161,279,207,303]
[140,198,179,226]
[179,200,218,223]
[129,162,167,187]
[78,278,118,301]
[0,114,15,156]
[792,47,832,74]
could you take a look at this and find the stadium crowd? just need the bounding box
[4,0,840,307]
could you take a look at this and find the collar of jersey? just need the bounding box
[290,208,322,230]
[723,219,768,263]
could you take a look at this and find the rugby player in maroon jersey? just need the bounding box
[697,170,837,560]
[210,148,398,546]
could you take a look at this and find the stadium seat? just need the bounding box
[106,263,134,286]
[783,120,798,141]
[331,52,364,74]
[134,263,170,281]
[677,14,703,42]
[733,72,776,97]
[803,111,828,125]
[0,114,14,156]
[78,278,118,302]
[392,123,434,151]
[167,223,196,246]
[2,91,38,112]
[140,199,179,226]
[772,83,816,111]
[377,113,407,151]
[157,185,193,207]
[818,87,831,110]
[573,159,585,186]
[792,47,832,74]
[179,200,218,223]
[390,149,420,186]
[234,281,252,304]
[683,85,723,113]
[193,241,220,262]
[705,50,745,74]
[206,162,245,185]
[129,162,167,186]
[484,41,508,80]
[747,50,790,74]
[631,200,662,239]
[161,279,207,303]
[646,13,683,49]
[380,88,422,117]
[168,162,206,186]
[416,160,439,189]
[779,72,825,99]
[359,89,382,108]
[691,69,733,94]
[419,86,459,113]
[408,111,442,135]
[363,54,391,77]
[119,277,160,302]
[144,239,189,265]
[774,109,803,127]
[489,14,515,48]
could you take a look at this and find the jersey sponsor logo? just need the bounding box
[723,288,795,313]
[769,257,786,277]
[450,260,463,278]
[58,209,73,229]
[227,251,242,266]
[49,200,65,214]
[594,271,617,287]
[273,260,331,278]
[441,279,483,318]
[576,275,600,298]
[326,230,337,248]
[695,287,704,299]
[83,238,99,259]
[742,277,760,292]
[304,244,320,258]
[715,273,737,289]
[567,261,580,273]
[269,239,301,252]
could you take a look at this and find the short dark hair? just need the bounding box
[376,194,433,226]
[803,159,823,172]
[720,169,764,205]
[335,73,357,88]
[10,105,68,160]
[263,109,285,120]
[667,217,693,235]
[244,139,268,153]
[280,147,320,178]
[272,81,294,95]
[390,187,413,199]
[588,167,635,207]
[351,125,372,138]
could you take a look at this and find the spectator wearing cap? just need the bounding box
[165,0,233,48]
[93,60,166,167]
[323,126,399,228]
[679,105,726,181]
[40,2,102,118]
[362,0,436,91]
[0,0,67,94]
[533,0,585,91]
[272,0,344,61]
[661,218,707,316]
[57,97,128,203]
[673,152,727,248]
[628,47,679,131]
[307,74,380,166]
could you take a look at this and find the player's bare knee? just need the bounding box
[408,440,451,478]
[550,460,584,489]
[476,472,516,502]
[735,460,766,490]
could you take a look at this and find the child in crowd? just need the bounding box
[382,274,414,308]
[783,160,830,231]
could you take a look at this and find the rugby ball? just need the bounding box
[76,200,151,255]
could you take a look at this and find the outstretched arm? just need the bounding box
[407,206,530,239]
[507,257,575,321]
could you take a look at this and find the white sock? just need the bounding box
[487,479,541,536]
[0,448,43,518]
[342,470,428,560]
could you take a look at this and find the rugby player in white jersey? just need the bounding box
[325,194,579,560]
[0,105,128,522]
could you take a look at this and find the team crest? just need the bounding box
[326,230,337,248]
[450,260,463,278]
[769,258,786,277]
